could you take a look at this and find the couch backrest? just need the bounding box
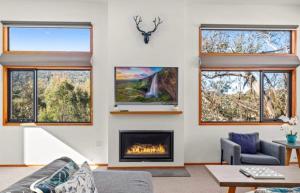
[228,132,261,152]
[0,157,76,193]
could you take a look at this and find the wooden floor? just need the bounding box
[0,165,254,193]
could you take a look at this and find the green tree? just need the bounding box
[38,77,90,122]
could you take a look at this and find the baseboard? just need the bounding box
[1,162,297,168]
[0,163,108,167]
[0,164,28,167]
[107,166,185,169]
[184,162,223,165]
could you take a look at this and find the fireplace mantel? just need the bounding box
[110,111,183,115]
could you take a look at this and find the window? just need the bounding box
[4,25,92,53]
[199,25,297,125]
[201,30,292,54]
[5,68,92,125]
[1,22,93,126]
[200,70,295,124]
[263,72,290,120]
[9,70,35,122]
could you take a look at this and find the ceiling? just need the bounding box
[187,0,300,5]
[2,0,300,5]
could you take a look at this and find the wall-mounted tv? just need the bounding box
[115,67,178,105]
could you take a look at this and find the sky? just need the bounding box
[116,67,162,80]
[9,27,90,52]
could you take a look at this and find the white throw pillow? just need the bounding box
[54,162,98,193]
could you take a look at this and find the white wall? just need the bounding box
[0,0,300,165]
[107,0,185,166]
[0,0,108,165]
[184,2,300,162]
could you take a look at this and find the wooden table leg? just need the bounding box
[227,187,236,193]
[286,148,292,166]
[296,149,300,168]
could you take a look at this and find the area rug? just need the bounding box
[115,168,191,177]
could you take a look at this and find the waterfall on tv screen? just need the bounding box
[146,73,158,98]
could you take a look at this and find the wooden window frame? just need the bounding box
[199,67,297,126]
[3,66,93,126]
[2,26,93,54]
[199,28,297,56]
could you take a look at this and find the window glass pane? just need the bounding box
[201,30,291,54]
[201,71,260,122]
[37,70,91,123]
[263,72,290,120]
[9,27,90,52]
[9,70,35,122]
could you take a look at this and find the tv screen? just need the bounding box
[115,67,178,105]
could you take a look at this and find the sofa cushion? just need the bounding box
[1,157,78,193]
[92,170,153,193]
[230,133,258,154]
[55,162,98,193]
[31,160,79,193]
[241,153,280,165]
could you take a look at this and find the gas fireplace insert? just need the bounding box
[119,130,174,162]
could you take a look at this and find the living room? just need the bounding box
[0,0,300,193]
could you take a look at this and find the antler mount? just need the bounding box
[133,15,163,44]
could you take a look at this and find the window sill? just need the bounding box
[199,122,284,126]
[3,122,93,126]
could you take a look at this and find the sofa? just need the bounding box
[0,157,153,193]
[221,132,286,165]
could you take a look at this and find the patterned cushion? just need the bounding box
[30,160,79,193]
[54,162,98,193]
[255,188,300,193]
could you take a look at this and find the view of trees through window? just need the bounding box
[201,30,291,54]
[263,72,290,120]
[9,70,91,123]
[10,71,35,122]
[201,71,290,122]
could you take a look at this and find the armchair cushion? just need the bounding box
[230,133,258,154]
[240,153,280,165]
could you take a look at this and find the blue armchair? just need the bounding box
[221,132,286,165]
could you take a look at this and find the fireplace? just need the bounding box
[119,130,174,162]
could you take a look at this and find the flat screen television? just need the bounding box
[115,67,178,105]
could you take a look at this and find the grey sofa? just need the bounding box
[0,157,153,193]
[221,132,286,165]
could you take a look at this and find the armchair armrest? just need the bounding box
[221,138,241,165]
[260,140,286,165]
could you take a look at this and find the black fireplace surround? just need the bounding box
[119,130,174,162]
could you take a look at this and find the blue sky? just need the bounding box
[9,27,90,52]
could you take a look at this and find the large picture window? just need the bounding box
[6,68,92,125]
[200,70,294,124]
[1,22,93,126]
[199,25,297,125]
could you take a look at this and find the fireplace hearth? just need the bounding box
[119,130,174,162]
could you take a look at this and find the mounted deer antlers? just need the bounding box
[133,15,163,44]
